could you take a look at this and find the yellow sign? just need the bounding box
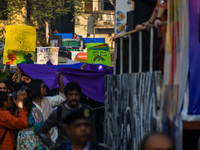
[3,25,36,65]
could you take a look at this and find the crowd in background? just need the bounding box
[0,0,175,150]
[0,68,108,150]
[0,67,174,150]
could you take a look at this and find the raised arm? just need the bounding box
[47,73,66,107]
[59,73,65,94]
[0,92,28,130]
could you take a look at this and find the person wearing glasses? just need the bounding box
[16,74,66,150]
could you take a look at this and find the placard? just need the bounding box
[3,25,36,65]
[37,47,59,65]
[87,43,111,66]
[115,0,131,35]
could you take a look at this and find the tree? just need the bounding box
[0,0,88,45]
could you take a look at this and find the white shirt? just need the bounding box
[33,92,66,142]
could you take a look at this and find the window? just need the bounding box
[85,0,93,13]
[103,0,115,10]
[98,0,115,11]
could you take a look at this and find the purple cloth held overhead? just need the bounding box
[17,64,69,90]
[18,63,112,103]
[54,66,111,103]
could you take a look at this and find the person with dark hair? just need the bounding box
[37,81,96,150]
[54,107,107,150]
[140,133,174,150]
[0,91,28,150]
[0,81,8,92]
[16,74,66,150]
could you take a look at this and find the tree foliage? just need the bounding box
[0,0,88,45]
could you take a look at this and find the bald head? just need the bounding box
[141,133,174,150]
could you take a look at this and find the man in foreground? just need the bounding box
[38,81,96,149]
[54,107,107,150]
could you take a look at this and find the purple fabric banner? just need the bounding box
[18,63,112,103]
[189,1,200,114]
[18,64,69,89]
[54,67,111,103]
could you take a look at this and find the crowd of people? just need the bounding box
[0,68,107,150]
[0,1,173,149]
[0,67,174,150]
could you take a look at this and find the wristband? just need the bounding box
[155,17,162,21]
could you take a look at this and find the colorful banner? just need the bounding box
[37,47,59,65]
[115,0,131,35]
[87,43,111,67]
[160,0,189,149]
[188,0,200,115]
[3,25,36,65]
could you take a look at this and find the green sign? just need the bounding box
[87,43,111,66]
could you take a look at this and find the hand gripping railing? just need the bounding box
[113,22,167,75]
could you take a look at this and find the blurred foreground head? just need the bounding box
[63,107,93,143]
[141,133,174,150]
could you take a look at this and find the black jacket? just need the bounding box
[54,142,107,150]
[37,103,96,148]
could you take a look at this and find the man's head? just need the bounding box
[0,92,13,110]
[0,81,7,92]
[63,107,92,144]
[141,133,174,150]
[65,82,82,108]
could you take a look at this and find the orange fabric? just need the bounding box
[0,108,28,150]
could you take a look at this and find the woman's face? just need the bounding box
[40,83,47,97]
[0,83,7,92]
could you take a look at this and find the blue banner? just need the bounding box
[189,0,200,114]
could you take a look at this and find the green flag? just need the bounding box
[87,43,111,66]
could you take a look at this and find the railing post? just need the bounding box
[150,27,154,72]
[114,40,118,75]
[139,31,142,73]
[120,37,123,74]
[129,34,132,73]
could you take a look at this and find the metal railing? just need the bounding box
[113,22,167,75]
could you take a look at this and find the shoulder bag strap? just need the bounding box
[57,105,62,122]
[0,129,8,146]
